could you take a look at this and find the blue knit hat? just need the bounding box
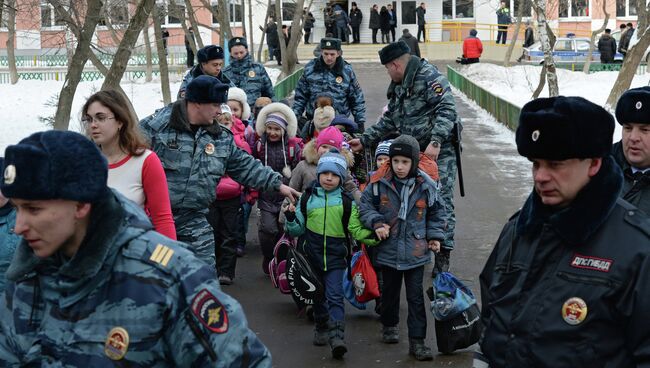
[317,149,348,182]
[375,139,393,159]
[2,131,109,202]
[186,75,229,104]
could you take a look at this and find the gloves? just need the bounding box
[284,210,296,222]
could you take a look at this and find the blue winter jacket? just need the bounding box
[0,205,19,294]
[359,170,446,270]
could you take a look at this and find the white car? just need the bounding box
[521,36,624,64]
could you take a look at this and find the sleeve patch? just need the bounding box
[430,82,444,96]
[149,244,175,267]
[191,289,229,334]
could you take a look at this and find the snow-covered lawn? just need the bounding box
[455,63,650,141]
[0,67,282,154]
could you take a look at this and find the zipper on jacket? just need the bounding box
[323,192,328,271]
[556,271,616,288]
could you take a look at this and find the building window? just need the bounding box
[282,0,296,20]
[40,2,66,28]
[211,0,244,24]
[559,0,589,18]
[156,0,185,25]
[617,0,637,17]
[99,0,129,26]
[512,0,532,17]
[442,0,473,19]
[401,1,416,24]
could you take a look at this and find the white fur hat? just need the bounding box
[255,102,298,138]
[227,87,251,121]
[313,106,336,131]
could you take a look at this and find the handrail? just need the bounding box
[425,21,593,42]
[273,67,304,100]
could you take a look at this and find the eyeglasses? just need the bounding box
[82,115,116,125]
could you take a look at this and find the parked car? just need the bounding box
[610,29,650,63]
[521,36,624,64]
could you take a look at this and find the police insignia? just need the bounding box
[531,130,540,142]
[191,289,229,333]
[326,41,332,47]
[335,76,343,84]
[431,82,444,96]
[561,297,588,325]
[104,327,129,360]
[205,143,215,155]
[248,70,256,78]
[4,164,16,185]
[636,101,643,110]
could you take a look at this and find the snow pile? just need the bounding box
[456,63,649,141]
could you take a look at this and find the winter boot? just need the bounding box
[328,321,347,359]
[382,326,399,344]
[408,338,434,361]
[431,248,451,278]
[313,319,329,346]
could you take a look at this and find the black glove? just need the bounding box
[284,210,296,222]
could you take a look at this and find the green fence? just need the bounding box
[274,67,304,100]
[0,53,187,68]
[555,62,647,74]
[447,66,522,131]
[0,68,186,84]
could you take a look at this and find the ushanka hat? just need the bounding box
[229,36,248,50]
[615,86,650,125]
[379,41,410,65]
[186,75,229,104]
[197,45,225,62]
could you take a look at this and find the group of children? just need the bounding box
[211,89,447,361]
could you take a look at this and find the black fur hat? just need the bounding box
[379,41,410,65]
[615,86,650,125]
[320,37,342,51]
[228,36,248,50]
[2,131,109,202]
[186,75,229,104]
[197,45,225,63]
[516,96,614,160]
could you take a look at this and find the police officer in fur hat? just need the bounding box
[0,130,272,365]
[292,37,367,132]
[223,36,275,109]
[178,45,234,99]
[140,75,299,270]
[476,96,650,367]
[613,86,650,214]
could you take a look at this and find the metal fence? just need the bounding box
[0,53,188,68]
[447,65,521,131]
[273,67,304,100]
[0,68,187,84]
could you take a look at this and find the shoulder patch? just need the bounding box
[191,289,229,333]
[149,244,175,267]
[430,81,444,96]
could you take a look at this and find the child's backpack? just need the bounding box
[269,235,294,294]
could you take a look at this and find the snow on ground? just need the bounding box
[0,67,281,154]
[458,63,650,141]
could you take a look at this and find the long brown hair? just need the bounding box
[82,90,149,156]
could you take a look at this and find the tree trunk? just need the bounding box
[143,23,153,82]
[583,0,609,73]
[241,0,247,38]
[257,0,272,62]
[606,0,650,106]
[183,0,203,48]
[5,0,18,84]
[152,3,172,105]
[102,0,155,91]
[216,0,232,49]
[504,0,524,67]
[248,0,255,61]
[280,0,306,77]
[53,0,103,131]
[534,0,559,97]
[532,64,546,98]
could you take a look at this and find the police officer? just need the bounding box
[349,41,458,276]
[178,44,234,99]
[222,37,275,109]
[476,96,650,367]
[292,37,367,131]
[612,86,650,214]
[140,75,299,269]
[0,131,272,366]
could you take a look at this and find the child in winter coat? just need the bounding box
[330,114,371,187]
[255,102,304,272]
[300,95,336,141]
[227,87,256,257]
[284,150,377,359]
[359,135,446,362]
[206,107,251,285]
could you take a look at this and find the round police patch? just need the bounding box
[561,297,588,325]
[335,76,343,84]
[191,289,229,333]
[205,143,215,155]
[248,70,256,78]
[104,327,129,360]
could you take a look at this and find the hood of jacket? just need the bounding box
[303,139,355,166]
[6,190,152,307]
[255,102,298,138]
[369,152,439,183]
[516,156,623,245]
[169,99,223,137]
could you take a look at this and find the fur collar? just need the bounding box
[302,139,355,166]
[516,156,623,245]
[255,102,298,138]
[169,99,222,137]
[314,55,344,76]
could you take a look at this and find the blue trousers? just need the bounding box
[313,268,346,323]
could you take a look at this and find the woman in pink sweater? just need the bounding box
[82,90,176,239]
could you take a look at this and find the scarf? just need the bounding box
[393,176,416,220]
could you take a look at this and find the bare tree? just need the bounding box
[248,0,255,60]
[504,2,524,67]
[183,0,204,48]
[52,0,104,131]
[143,23,154,82]
[583,0,609,73]
[532,0,559,96]
[606,0,650,106]
[199,0,231,49]
[102,0,155,90]
[4,0,18,84]
[532,24,556,98]
[257,0,272,62]
[152,3,172,105]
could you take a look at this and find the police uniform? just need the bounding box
[292,38,366,130]
[178,45,235,99]
[478,97,650,367]
[222,37,274,108]
[360,42,458,255]
[140,77,283,268]
[0,131,272,367]
[612,86,650,214]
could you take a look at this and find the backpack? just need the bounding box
[269,235,294,294]
[286,243,324,307]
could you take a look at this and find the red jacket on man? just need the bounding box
[463,37,483,59]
